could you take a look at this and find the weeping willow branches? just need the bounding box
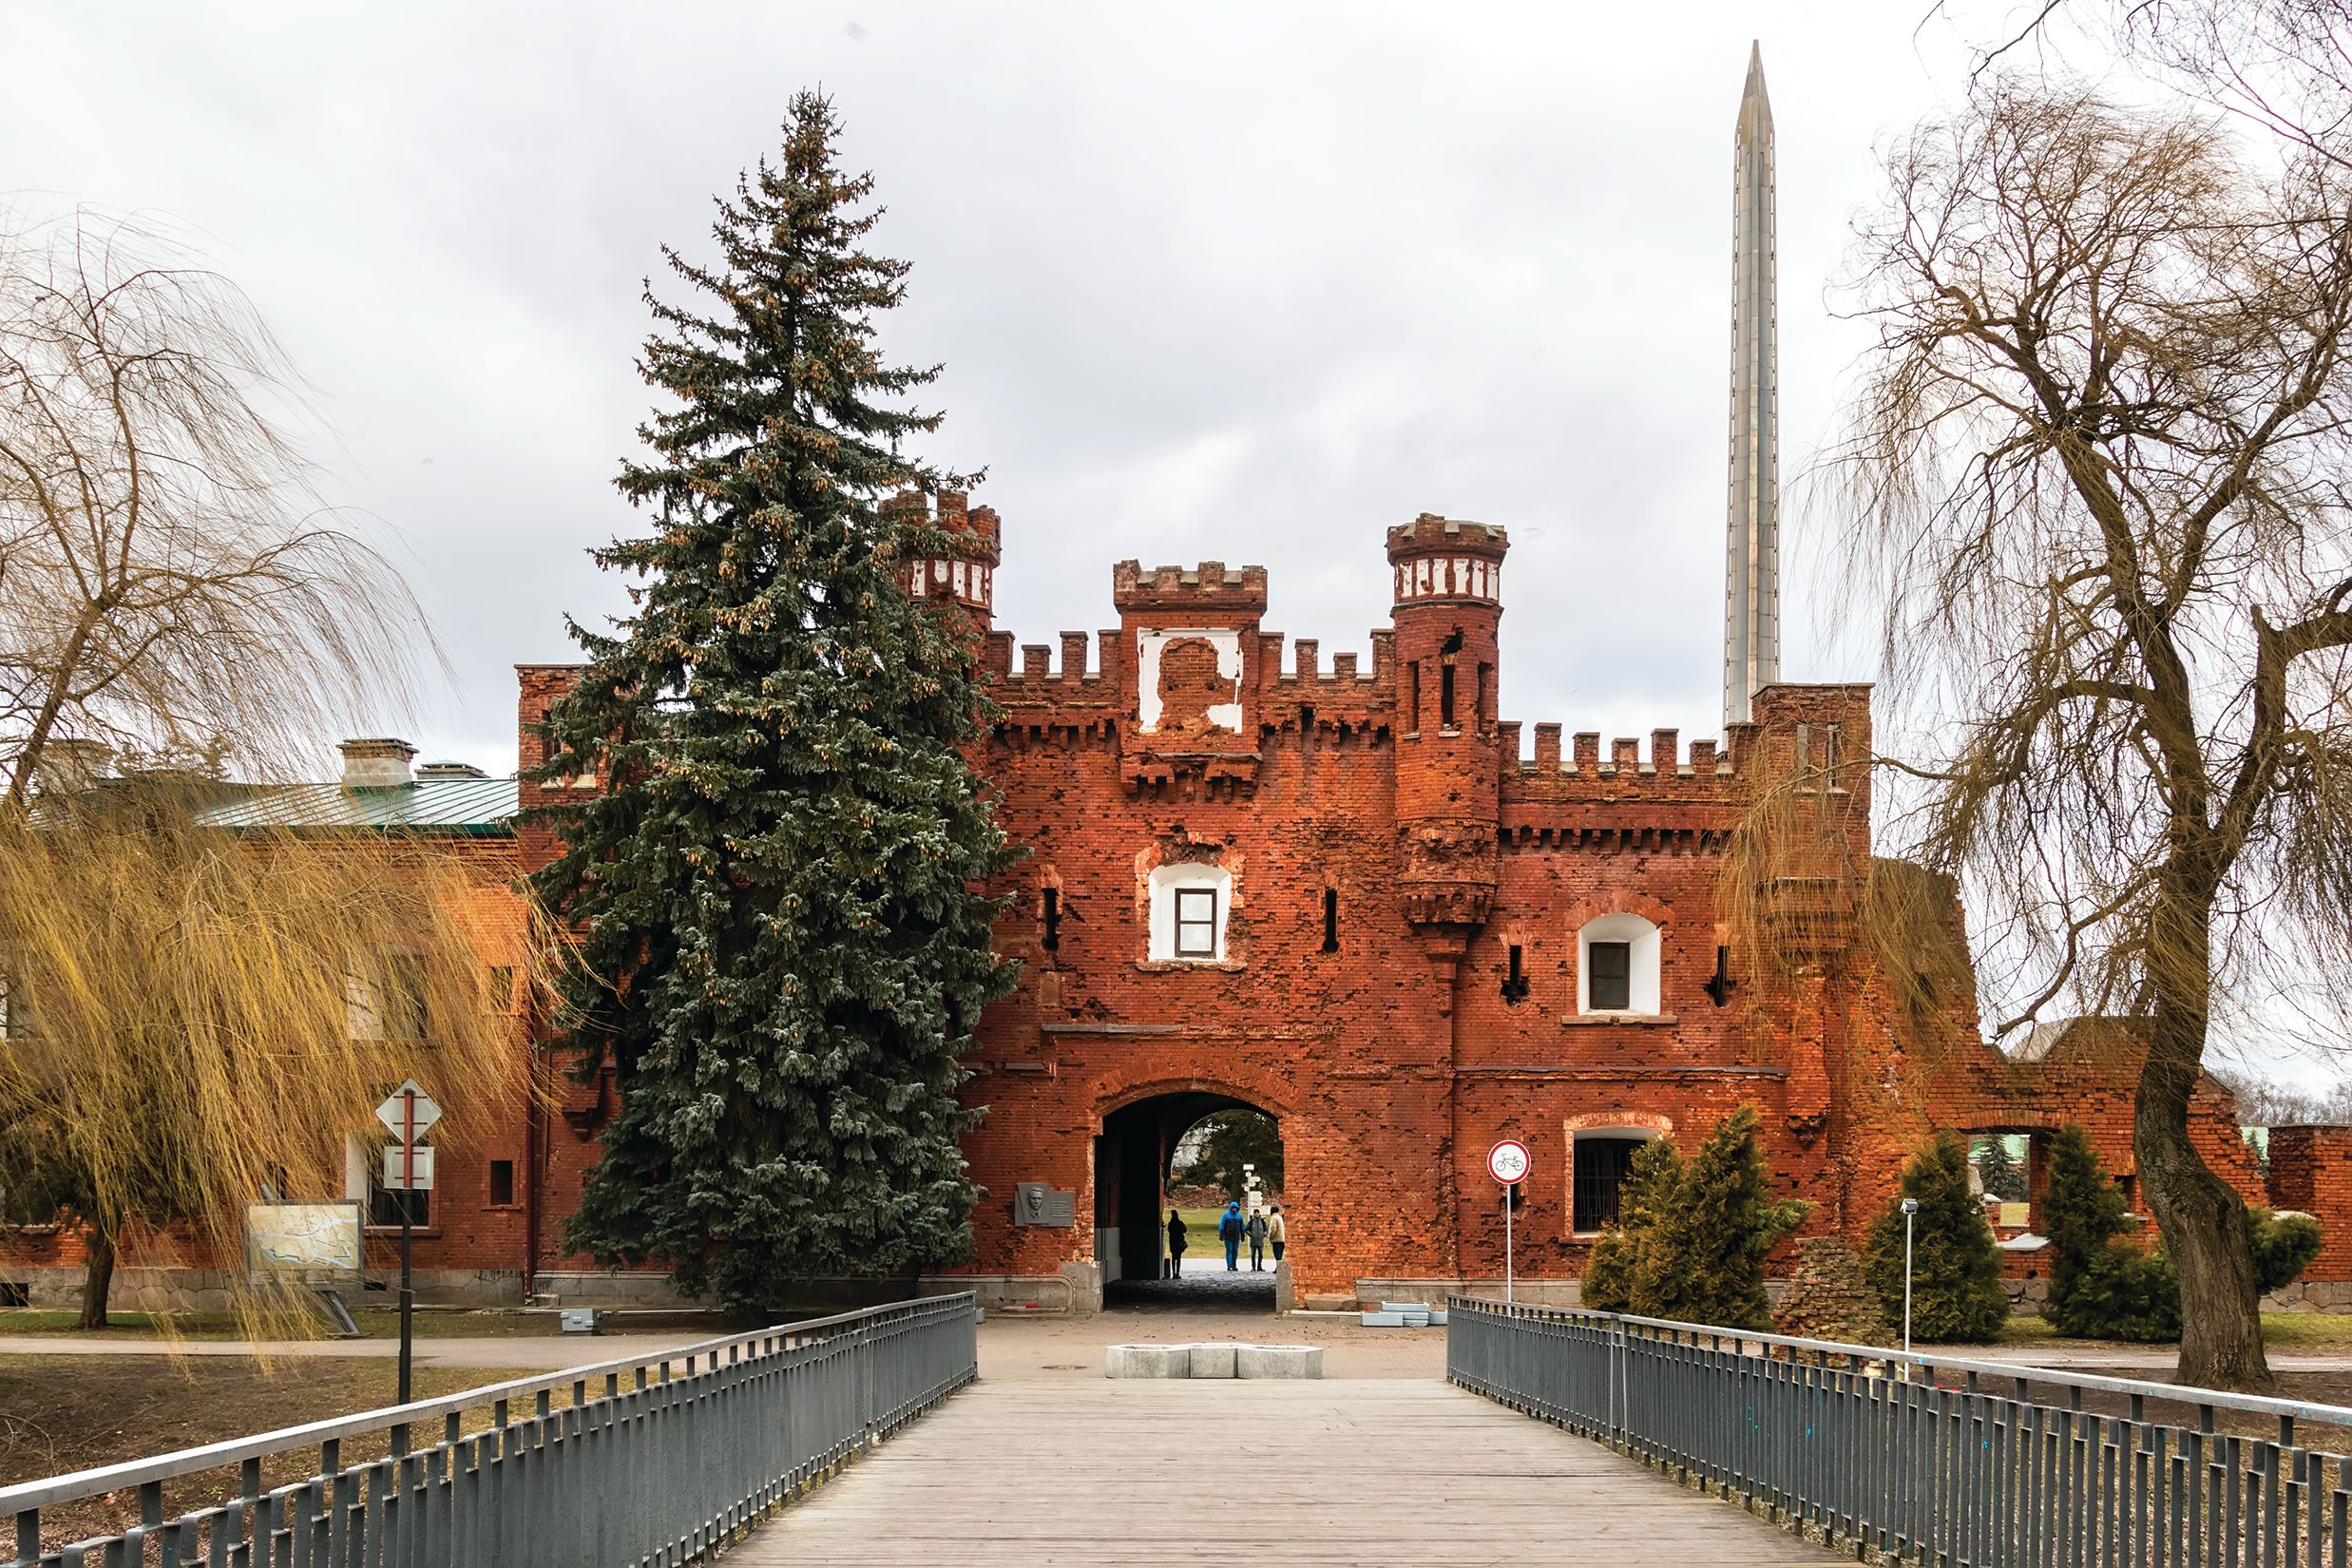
[0,206,430,805]
[0,783,554,1336]
[0,203,541,1339]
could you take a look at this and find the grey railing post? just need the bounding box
[0,1293,977,1568]
[1444,1294,2352,1567]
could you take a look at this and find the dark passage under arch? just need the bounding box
[1095,1090,1282,1310]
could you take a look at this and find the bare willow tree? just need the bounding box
[1826,80,2352,1388]
[0,786,544,1330]
[0,206,423,801]
[0,206,542,1332]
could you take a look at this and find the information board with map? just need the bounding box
[245,1200,364,1282]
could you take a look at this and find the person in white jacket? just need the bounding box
[1268,1206,1287,1264]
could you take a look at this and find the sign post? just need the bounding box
[1487,1138,1530,1304]
[374,1081,444,1408]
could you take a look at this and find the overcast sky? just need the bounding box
[6,1,2012,776]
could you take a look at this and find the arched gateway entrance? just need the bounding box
[1094,1085,1284,1307]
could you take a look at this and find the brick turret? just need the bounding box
[1386,514,1508,956]
[891,489,1001,648]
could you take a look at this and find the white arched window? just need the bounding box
[1148,863,1233,964]
[1577,913,1661,1016]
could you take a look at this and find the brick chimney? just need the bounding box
[339,737,417,789]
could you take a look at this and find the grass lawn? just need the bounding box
[0,1354,548,1550]
[1995,1311,2352,1351]
[1167,1206,1262,1267]
[0,1307,732,1341]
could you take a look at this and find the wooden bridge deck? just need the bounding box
[734,1377,1834,1566]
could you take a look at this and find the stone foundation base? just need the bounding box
[917,1262,1102,1315]
[0,1266,530,1312]
[1351,1277,1583,1310]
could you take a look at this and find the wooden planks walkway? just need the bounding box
[732,1377,1834,1566]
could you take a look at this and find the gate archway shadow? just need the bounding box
[1094,1091,1282,1312]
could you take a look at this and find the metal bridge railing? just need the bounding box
[3,1291,978,1568]
[1449,1294,2352,1566]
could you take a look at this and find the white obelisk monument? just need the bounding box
[1723,41,1781,727]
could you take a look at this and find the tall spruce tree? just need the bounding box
[531,94,1019,1310]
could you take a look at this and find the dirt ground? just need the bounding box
[0,1355,548,1552]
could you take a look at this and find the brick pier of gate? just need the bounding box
[731,1377,1833,1566]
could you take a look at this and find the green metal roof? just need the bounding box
[194,777,519,834]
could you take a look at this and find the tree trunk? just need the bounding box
[77,1225,115,1330]
[2136,963,2269,1388]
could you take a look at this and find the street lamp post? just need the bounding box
[1901,1196,1921,1353]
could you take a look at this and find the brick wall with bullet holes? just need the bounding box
[504,498,2303,1310]
[11,497,2309,1314]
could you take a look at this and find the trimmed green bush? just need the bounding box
[2066,1246,2181,1342]
[1865,1132,2008,1343]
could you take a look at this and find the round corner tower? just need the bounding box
[1386,513,1507,952]
[890,488,1001,649]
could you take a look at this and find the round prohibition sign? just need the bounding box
[1487,1138,1531,1186]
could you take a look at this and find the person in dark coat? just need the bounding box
[1245,1208,1271,1271]
[1164,1209,1187,1278]
[1217,1200,1244,1270]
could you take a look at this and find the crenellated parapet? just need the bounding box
[1386,514,1506,607]
[889,489,1001,616]
[1111,560,1268,617]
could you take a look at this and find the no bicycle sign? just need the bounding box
[1487,1138,1530,1186]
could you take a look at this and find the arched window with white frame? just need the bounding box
[1576,912,1662,1016]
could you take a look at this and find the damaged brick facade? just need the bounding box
[509,497,2290,1310]
[1,497,2312,1314]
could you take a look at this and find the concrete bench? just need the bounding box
[1102,1343,1191,1378]
[1103,1342,1324,1380]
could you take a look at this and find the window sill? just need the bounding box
[1135,959,1245,974]
[1560,1012,1677,1026]
[363,1226,442,1238]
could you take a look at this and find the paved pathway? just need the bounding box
[733,1378,1833,1567]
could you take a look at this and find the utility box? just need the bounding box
[560,1308,603,1335]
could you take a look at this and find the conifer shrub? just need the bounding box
[1578,1138,1680,1315]
[1572,1106,1809,1330]
[2253,1211,2324,1293]
[2039,1123,2323,1341]
[2042,1123,2134,1338]
[2062,1247,2182,1342]
[1865,1132,2009,1343]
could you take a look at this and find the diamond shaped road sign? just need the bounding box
[374,1080,443,1143]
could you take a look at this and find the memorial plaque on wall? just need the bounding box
[1013,1182,1077,1227]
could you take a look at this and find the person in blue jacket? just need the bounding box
[1217,1200,1245,1271]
